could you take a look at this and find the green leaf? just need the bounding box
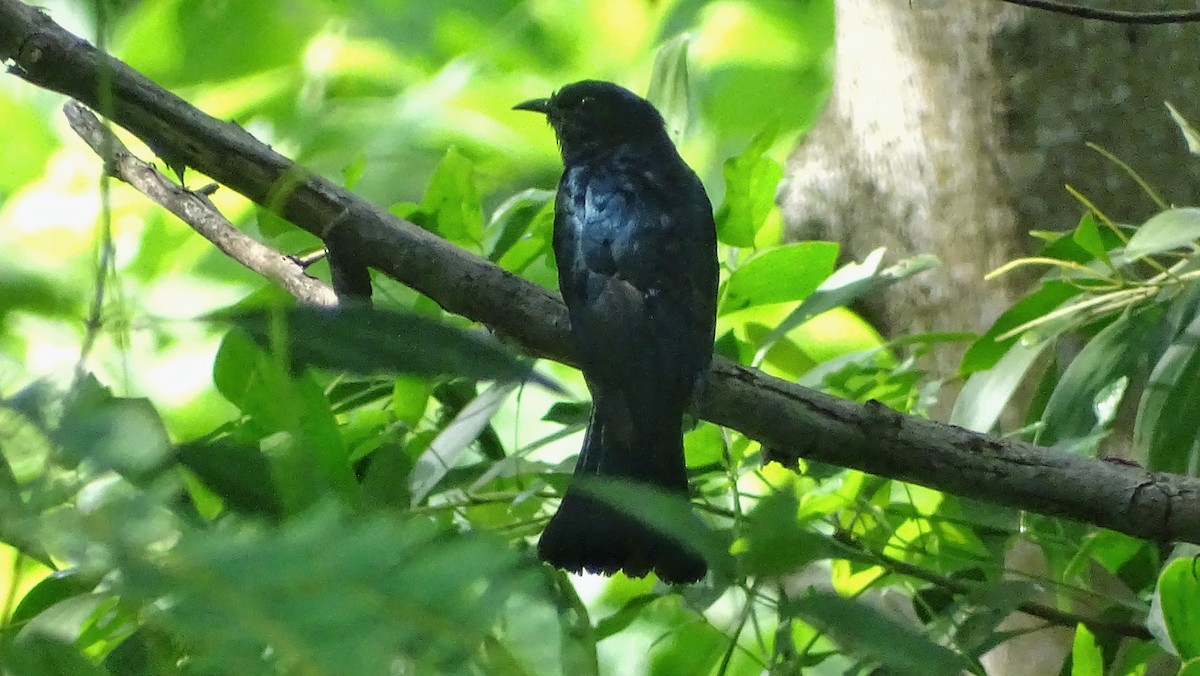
[392,375,432,428]
[409,382,516,505]
[3,635,109,676]
[1072,212,1113,269]
[115,505,543,674]
[392,147,485,248]
[593,594,658,640]
[57,376,173,481]
[1157,557,1200,658]
[755,249,936,361]
[212,328,292,430]
[950,339,1050,433]
[720,242,839,315]
[1071,624,1103,676]
[177,439,282,517]
[541,401,590,426]
[959,280,1080,375]
[210,303,551,388]
[341,151,367,190]
[1124,208,1200,259]
[647,33,692,144]
[1167,101,1200,156]
[1136,307,1200,474]
[9,572,92,627]
[1038,310,1157,449]
[786,592,971,676]
[714,127,784,247]
[740,489,841,577]
[0,265,76,320]
[0,93,59,195]
[488,189,554,264]
[648,620,728,675]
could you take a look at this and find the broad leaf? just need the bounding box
[714,128,784,247]
[1156,557,1200,659]
[720,242,838,315]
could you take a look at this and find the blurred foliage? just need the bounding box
[0,0,1193,674]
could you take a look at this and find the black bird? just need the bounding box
[515,81,717,583]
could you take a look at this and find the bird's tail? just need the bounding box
[537,398,707,583]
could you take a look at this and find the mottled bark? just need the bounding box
[781,0,1200,375]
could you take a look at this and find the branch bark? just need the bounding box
[61,102,338,309]
[4,0,1200,547]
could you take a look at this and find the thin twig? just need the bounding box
[997,0,1200,24]
[63,101,338,309]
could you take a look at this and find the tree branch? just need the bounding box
[4,0,1200,548]
[61,101,338,309]
[996,0,1200,24]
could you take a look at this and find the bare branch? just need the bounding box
[62,101,338,308]
[4,0,1200,549]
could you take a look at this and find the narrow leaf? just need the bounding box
[647,34,691,144]
[1125,208,1200,259]
[1037,311,1157,449]
[950,339,1049,433]
[1167,101,1200,156]
[410,382,517,504]
[787,592,971,676]
[1136,307,1200,474]
[211,304,553,389]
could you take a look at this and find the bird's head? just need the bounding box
[514,80,669,160]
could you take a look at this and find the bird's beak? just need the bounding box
[513,97,551,115]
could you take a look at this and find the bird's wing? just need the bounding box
[554,163,716,395]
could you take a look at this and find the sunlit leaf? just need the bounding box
[720,242,838,315]
[1071,624,1103,676]
[1124,208,1200,259]
[392,147,485,249]
[714,127,784,247]
[1156,557,1200,659]
[1072,212,1113,269]
[757,249,936,362]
